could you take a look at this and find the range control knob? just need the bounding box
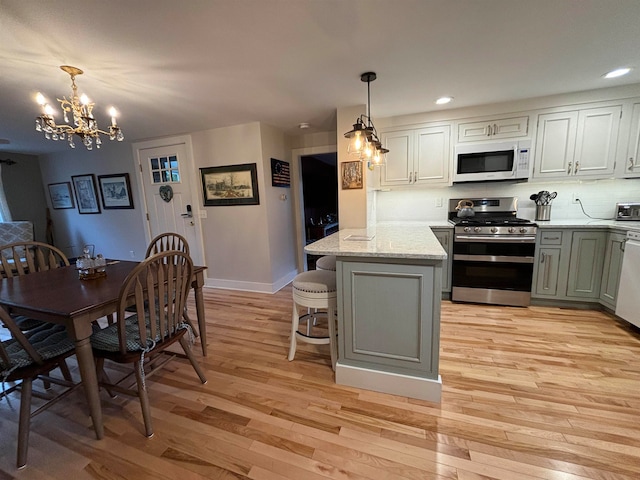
[520,227,528,233]
[463,226,471,232]
[508,227,516,233]
[491,227,499,233]
[474,226,482,233]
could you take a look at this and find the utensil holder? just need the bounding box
[535,205,551,221]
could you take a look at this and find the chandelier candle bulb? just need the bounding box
[108,107,118,127]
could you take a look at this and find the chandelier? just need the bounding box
[34,65,124,150]
[343,72,388,167]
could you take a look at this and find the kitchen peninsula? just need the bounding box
[305,224,447,402]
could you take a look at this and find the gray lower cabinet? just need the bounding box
[566,231,606,298]
[432,227,453,293]
[599,231,626,309]
[532,229,606,302]
[337,258,441,380]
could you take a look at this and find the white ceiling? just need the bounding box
[1,0,640,155]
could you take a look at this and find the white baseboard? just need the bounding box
[204,269,298,294]
[335,363,442,403]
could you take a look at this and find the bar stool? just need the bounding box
[316,255,336,271]
[288,270,337,370]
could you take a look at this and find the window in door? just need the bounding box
[149,155,180,184]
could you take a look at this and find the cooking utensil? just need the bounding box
[455,199,475,218]
[531,190,556,205]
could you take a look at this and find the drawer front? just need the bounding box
[540,231,563,245]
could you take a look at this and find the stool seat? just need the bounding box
[288,270,338,370]
[293,269,336,293]
[316,255,336,271]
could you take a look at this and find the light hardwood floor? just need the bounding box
[1,286,640,479]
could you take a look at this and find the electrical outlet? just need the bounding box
[572,193,580,204]
[129,250,135,258]
[435,197,443,207]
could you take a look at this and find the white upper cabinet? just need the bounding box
[381,124,451,187]
[623,103,640,177]
[457,115,529,143]
[533,105,621,179]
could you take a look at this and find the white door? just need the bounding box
[134,138,206,267]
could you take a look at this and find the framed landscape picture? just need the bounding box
[200,163,260,206]
[47,182,75,209]
[98,173,134,209]
[71,174,101,214]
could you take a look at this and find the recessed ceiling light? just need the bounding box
[299,122,310,129]
[604,67,632,79]
[435,96,453,105]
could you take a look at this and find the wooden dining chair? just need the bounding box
[138,233,200,346]
[0,241,70,331]
[0,241,70,278]
[90,250,207,437]
[0,306,79,469]
[145,232,190,258]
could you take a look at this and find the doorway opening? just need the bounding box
[301,152,338,269]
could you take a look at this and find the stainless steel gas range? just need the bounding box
[448,197,537,307]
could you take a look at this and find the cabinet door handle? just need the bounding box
[567,162,572,174]
[574,161,579,174]
[414,171,418,183]
[487,124,492,136]
[543,256,552,290]
[621,239,626,252]
[544,236,560,241]
[493,123,498,135]
[409,172,413,183]
[540,252,546,264]
[629,157,635,171]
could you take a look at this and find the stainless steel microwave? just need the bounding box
[453,140,531,183]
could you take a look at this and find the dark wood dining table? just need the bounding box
[0,260,208,440]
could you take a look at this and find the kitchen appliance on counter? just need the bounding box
[615,230,640,328]
[448,196,537,307]
[453,140,531,183]
[615,202,640,221]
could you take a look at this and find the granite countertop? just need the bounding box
[534,219,640,231]
[304,223,447,260]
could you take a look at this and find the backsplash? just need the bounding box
[375,178,640,223]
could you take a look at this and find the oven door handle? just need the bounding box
[454,254,535,264]
[454,235,536,243]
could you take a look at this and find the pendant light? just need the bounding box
[343,72,388,168]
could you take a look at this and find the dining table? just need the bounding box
[0,260,208,440]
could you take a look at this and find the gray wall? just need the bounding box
[1,152,48,241]
[38,142,147,260]
[36,121,299,293]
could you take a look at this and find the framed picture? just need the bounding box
[200,163,260,206]
[47,182,75,209]
[271,158,290,187]
[98,173,134,209]
[71,174,101,214]
[341,161,363,189]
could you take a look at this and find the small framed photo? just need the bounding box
[47,182,75,209]
[341,161,363,189]
[200,163,260,206]
[71,174,101,214]
[98,173,134,209]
